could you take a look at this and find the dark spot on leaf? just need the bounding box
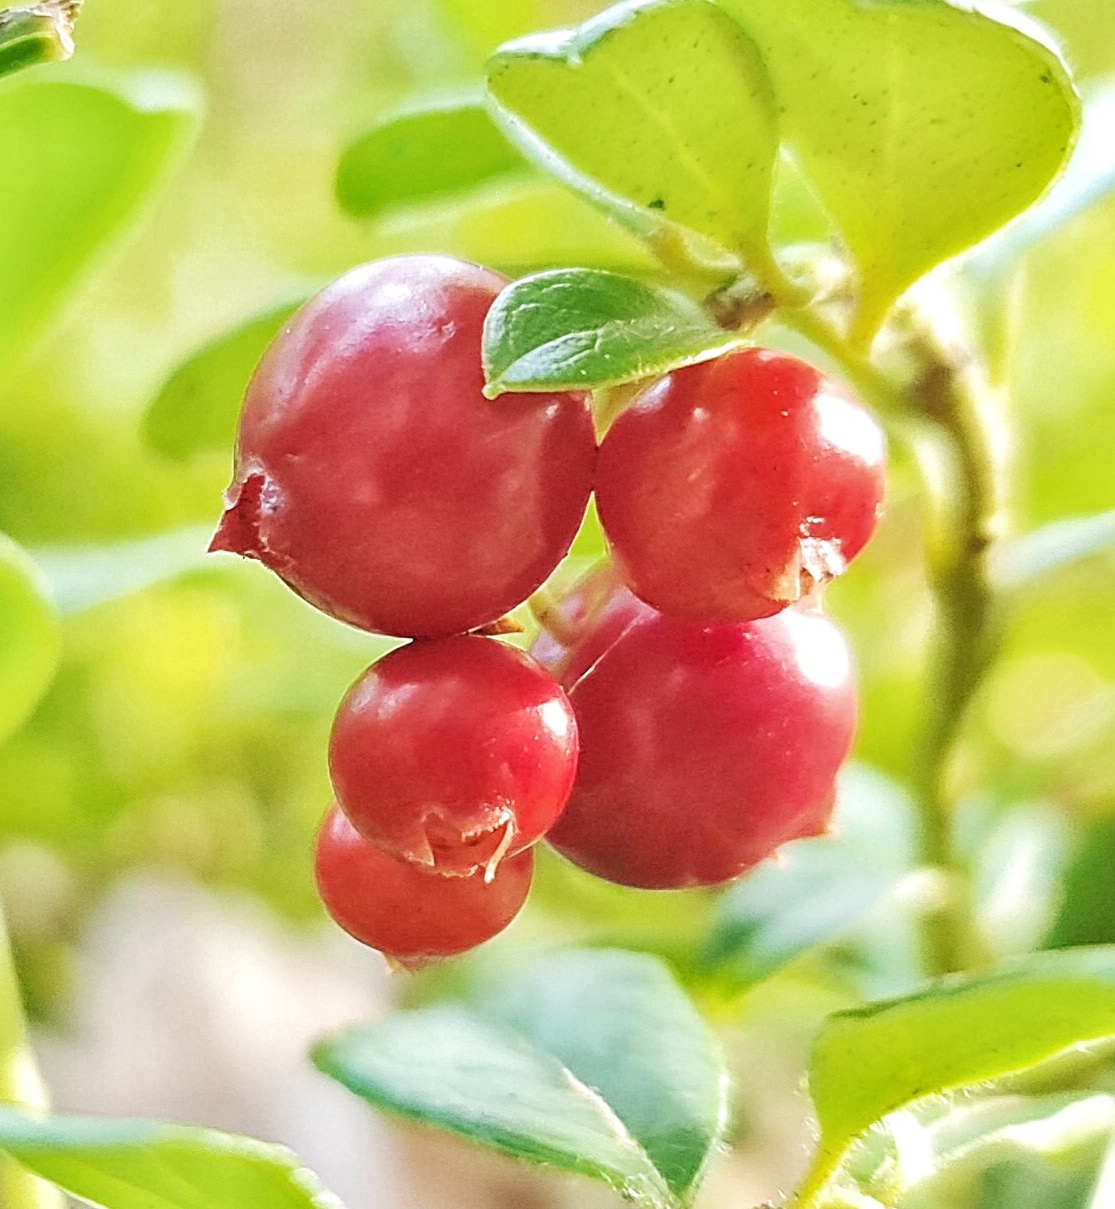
[649,198,665,210]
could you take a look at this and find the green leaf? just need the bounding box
[30,526,215,616]
[313,1006,674,1207]
[0,534,60,746]
[992,509,1115,591]
[1045,819,1115,950]
[0,1104,345,1209]
[0,72,199,371]
[700,765,915,992]
[337,97,524,219]
[797,946,1115,1204]
[486,0,778,269]
[482,268,744,395]
[144,301,306,461]
[714,0,1079,342]
[969,83,1115,278]
[476,949,728,1201]
[0,4,78,78]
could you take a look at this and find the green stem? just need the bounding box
[0,901,63,1209]
[903,328,1006,976]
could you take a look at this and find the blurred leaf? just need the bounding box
[314,1007,675,1207]
[337,98,524,219]
[897,1095,1115,1209]
[1045,819,1115,950]
[715,0,1079,342]
[0,72,199,371]
[31,525,215,615]
[476,949,728,1201]
[487,0,777,269]
[0,1104,345,1209]
[0,534,60,746]
[699,765,915,992]
[144,301,306,461]
[372,175,658,276]
[798,947,1115,1203]
[482,268,744,395]
[993,510,1115,591]
[0,4,77,78]
[963,802,1072,959]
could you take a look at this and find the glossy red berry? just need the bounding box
[329,635,579,877]
[210,255,597,639]
[314,805,533,964]
[595,347,886,624]
[545,602,857,889]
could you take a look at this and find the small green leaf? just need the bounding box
[1045,819,1115,951]
[715,0,1079,341]
[487,0,778,268]
[477,949,728,1202]
[797,947,1115,1203]
[30,525,215,616]
[992,510,1115,591]
[482,268,744,395]
[337,97,524,219]
[0,1104,345,1209]
[144,301,306,461]
[0,72,199,371]
[0,4,78,78]
[700,765,915,991]
[313,1006,674,1207]
[0,534,60,746]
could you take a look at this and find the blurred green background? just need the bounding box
[1,0,1115,1202]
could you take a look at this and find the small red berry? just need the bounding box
[211,255,597,638]
[314,805,533,964]
[544,602,857,889]
[329,635,579,876]
[595,347,886,624]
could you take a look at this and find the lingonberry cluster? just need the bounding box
[212,254,886,963]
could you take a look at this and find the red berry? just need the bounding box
[545,602,857,889]
[314,805,533,964]
[595,347,886,624]
[210,255,597,638]
[329,635,578,876]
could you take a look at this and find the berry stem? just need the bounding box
[0,900,63,1209]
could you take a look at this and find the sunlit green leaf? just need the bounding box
[487,0,778,270]
[0,4,77,78]
[476,949,728,1201]
[0,1105,345,1209]
[483,268,744,395]
[993,509,1115,590]
[797,947,1115,1204]
[0,71,199,371]
[30,526,215,616]
[715,0,1079,342]
[314,1007,674,1207]
[144,302,306,461]
[337,98,524,219]
[700,765,915,991]
[0,534,60,746]
[970,83,1115,278]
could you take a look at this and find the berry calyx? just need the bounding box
[329,635,579,877]
[595,347,886,624]
[211,255,597,639]
[314,804,533,965]
[544,601,857,889]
